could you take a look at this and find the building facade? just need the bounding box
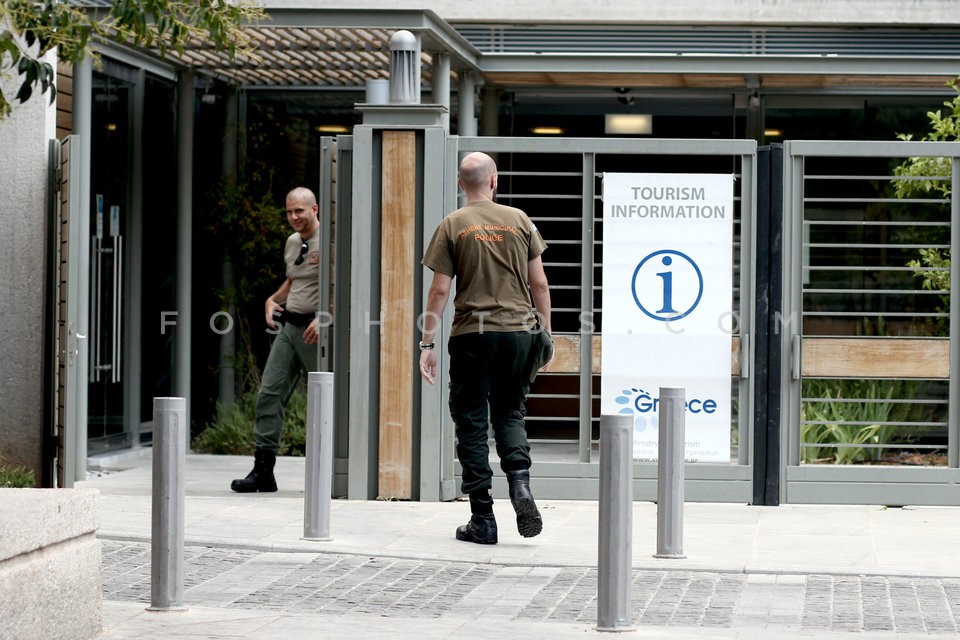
[2,1,959,501]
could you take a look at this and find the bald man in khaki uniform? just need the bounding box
[420,152,553,544]
[232,187,321,493]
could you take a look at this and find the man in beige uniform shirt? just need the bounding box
[232,187,321,493]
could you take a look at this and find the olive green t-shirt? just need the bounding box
[422,200,547,336]
[284,228,320,314]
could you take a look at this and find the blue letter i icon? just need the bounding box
[656,256,677,314]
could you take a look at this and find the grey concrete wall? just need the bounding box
[267,0,960,26]
[0,50,57,482]
[0,488,102,640]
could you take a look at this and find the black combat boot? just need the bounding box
[230,449,278,493]
[507,469,542,538]
[455,491,498,544]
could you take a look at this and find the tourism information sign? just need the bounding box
[600,173,734,462]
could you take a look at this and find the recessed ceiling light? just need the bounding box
[531,126,564,135]
[605,114,652,135]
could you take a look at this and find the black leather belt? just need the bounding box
[281,310,315,327]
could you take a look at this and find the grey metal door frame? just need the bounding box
[782,140,960,505]
[50,135,88,487]
[331,135,353,499]
[447,136,759,502]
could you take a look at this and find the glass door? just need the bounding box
[88,71,132,452]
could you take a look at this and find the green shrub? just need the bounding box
[280,386,307,456]
[894,78,957,336]
[192,384,308,456]
[0,463,35,488]
[0,449,35,487]
[906,248,951,336]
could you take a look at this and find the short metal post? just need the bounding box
[303,372,335,541]
[148,397,186,611]
[655,387,686,559]
[596,414,635,632]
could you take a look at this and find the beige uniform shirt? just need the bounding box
[284,228,320,314]
[422,200,546,336]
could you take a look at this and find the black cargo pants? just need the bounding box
[448,330,535,495]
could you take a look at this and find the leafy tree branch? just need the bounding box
[0,0,265,118]
[893,78,959,334]
[893,78,959,200]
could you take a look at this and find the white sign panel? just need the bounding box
[600,173,734,462]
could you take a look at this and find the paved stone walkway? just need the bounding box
[101,540,960,634]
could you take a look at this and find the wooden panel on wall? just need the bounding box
[377,130,417,499]
[551,334,945,378]
[549,335,583,373]
[549,334,741,375]
[56,62,73,140]
[802,337,949,379]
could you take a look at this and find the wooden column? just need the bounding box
[378,130,417,498]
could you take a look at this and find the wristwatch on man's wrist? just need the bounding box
[419,341,435,351]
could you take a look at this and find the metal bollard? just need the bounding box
[303,372,335,541]
[655,387,686,559]
[596,414,635,632]
[148,397,187,611]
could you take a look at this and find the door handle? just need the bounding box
[112,234,122,383]
[91,236,101,380]
[791,335,801,380]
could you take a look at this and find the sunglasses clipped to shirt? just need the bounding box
[294,240,308,265]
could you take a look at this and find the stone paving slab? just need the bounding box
[102,540,960,634]
[86,453,960,637]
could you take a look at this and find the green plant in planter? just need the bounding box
[801,378,921,464]
[801,408,881,465]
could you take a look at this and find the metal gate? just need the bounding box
[47,136,86,488]
[447,136,759,502]
[781,140,960,505]
[329,132,960,504]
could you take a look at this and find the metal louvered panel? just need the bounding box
[455,25,960,57]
